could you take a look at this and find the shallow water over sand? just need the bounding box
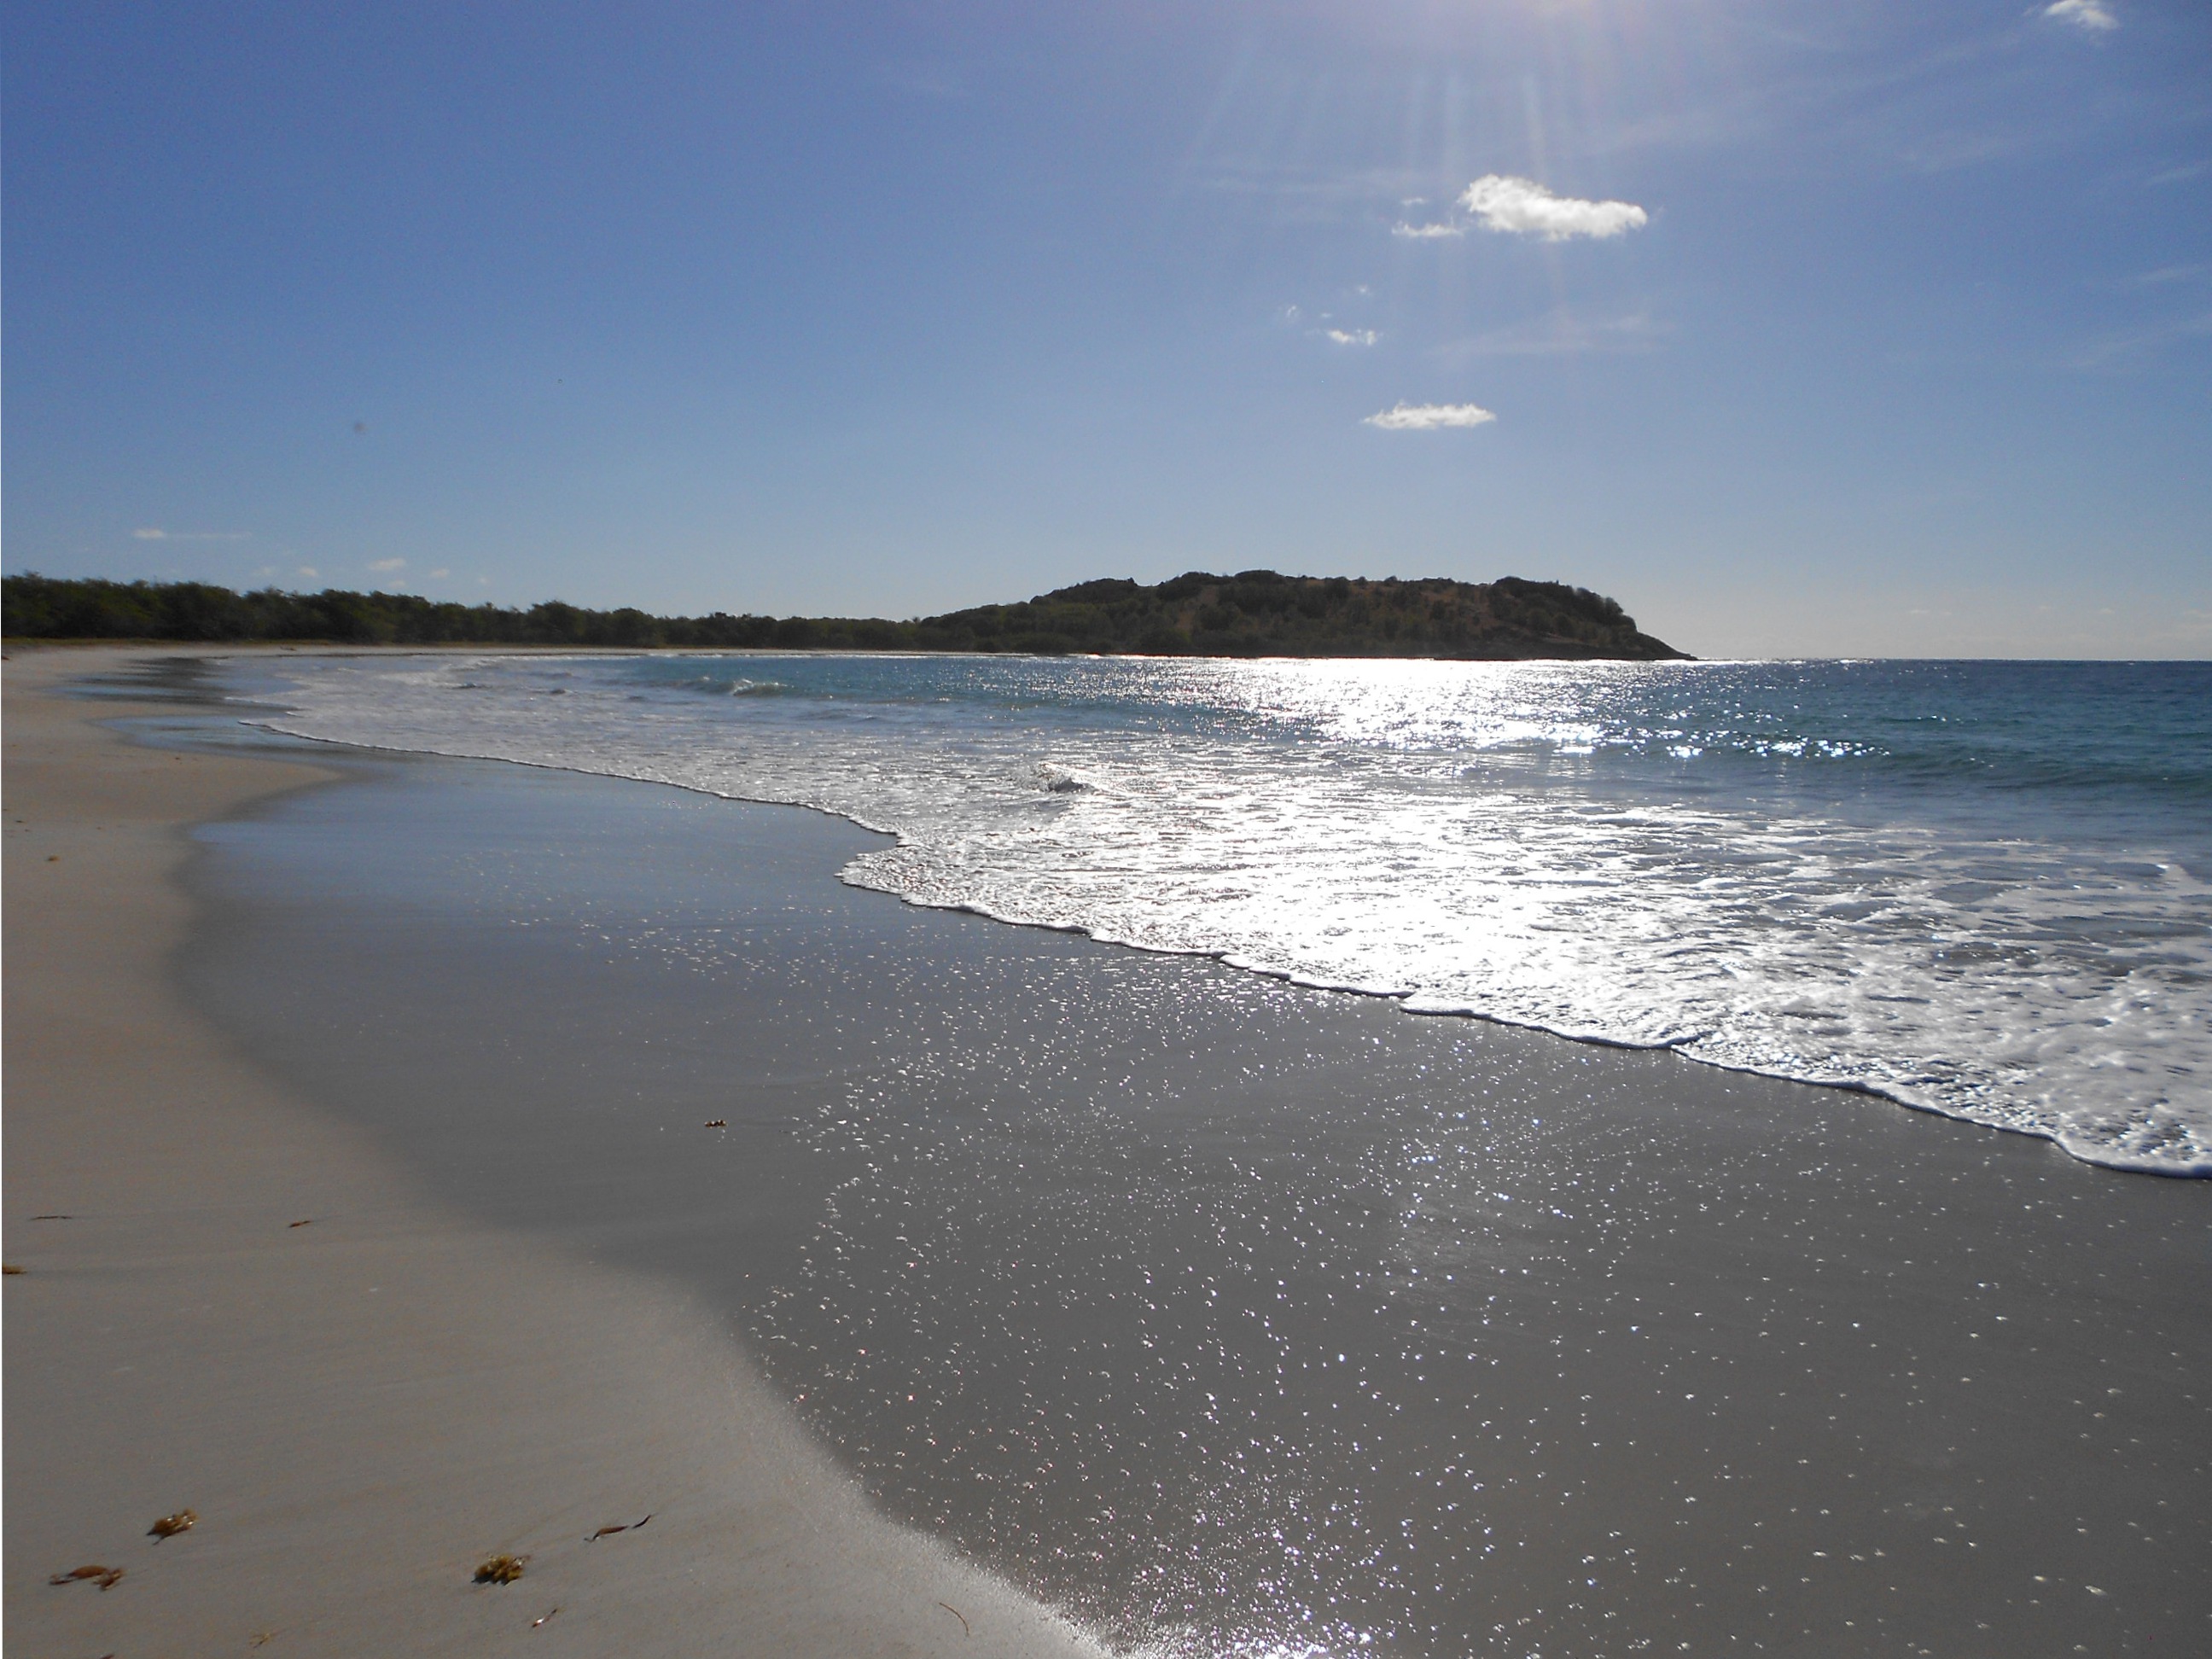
[240,653,2212,1177]
[176,730,2211,1658]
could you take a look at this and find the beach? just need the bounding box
[3,648,1104,1658]
[8,647,2209,1657]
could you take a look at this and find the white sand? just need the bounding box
[3,648,1104,1658]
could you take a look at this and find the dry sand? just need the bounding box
[3,648,1103,1658]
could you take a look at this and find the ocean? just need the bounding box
[167,651,2212,1657]
[237,651,2210,1179]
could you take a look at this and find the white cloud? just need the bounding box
[1460,174,1648,241]
[1364,401,1498,430]
[1324,328,1379,346]
[133,527,166,539]
[1392,219,1465,240]
[2045,0,2117,31]
[428,567,451,579]
[296,566,319,579]
[366,557,407,573]
[131,527,248,541]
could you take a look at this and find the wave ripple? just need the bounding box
[247,652,2212,1178]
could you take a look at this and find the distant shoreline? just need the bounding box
[2,569,1691,660]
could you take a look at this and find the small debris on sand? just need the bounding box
[703,1119,728,1128]
[148,1508,199,1540]
[49,1564,125,1590]
[31,1214,73,1221]
[3,1264,24,1274]
[474,1553,530,1585]
[938,1600,971,1635]
[531,1607,562,1628]
[585,1513,653,1541]
[288,1219,313,1228]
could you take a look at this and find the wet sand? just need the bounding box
[3,649,1103,1659]
[155,661,2212,1658]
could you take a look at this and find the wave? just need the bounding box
[235,650,2212,1181]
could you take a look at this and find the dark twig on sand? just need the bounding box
[585,1513,654,1541]
[49,1564,125,1590]
[937,1600,971,1636]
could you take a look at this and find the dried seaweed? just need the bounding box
[474,1553,530,1585]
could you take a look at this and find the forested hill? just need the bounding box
[3,570,1689,661]
[919,573,1687,660]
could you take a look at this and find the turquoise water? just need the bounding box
[245,653,2211,1175]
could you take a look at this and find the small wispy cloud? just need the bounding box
[131,527,250,542]
[1324,328,1379,346]
[1364,402,1498,431]
[1440,307,1669,361]
[1392,219,1465,240]
[1894,126,2039,174]
[2044,0,2118,32]
[872,60,966,99]
[2126,264,2209,288]
[366,557,407,573]
[1460,175,1648,241]
[296,565,320,579]
[428,567,451,579]
[2069,310,2212,370]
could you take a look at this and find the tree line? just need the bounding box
[2,570,1685,660]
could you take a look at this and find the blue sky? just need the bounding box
[5,1,2207,656]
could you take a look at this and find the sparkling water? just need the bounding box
[240,652,2211,1177]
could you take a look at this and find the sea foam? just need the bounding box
[242,651,2212,1178]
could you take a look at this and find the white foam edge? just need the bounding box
[236,706,2212,1182]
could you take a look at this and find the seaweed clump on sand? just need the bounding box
[473,1553,529,1585]
[49,1564,125,1591]
[148,1508,198,1540]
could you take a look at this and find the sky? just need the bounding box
[4,1,2208,658]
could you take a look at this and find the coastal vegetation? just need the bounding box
[2,569,1687,660]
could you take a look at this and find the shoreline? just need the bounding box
[221,645,2205,1181]
[14,645,2209,1655]
[3,647,1104,1658]
[157,649,2212,1655]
